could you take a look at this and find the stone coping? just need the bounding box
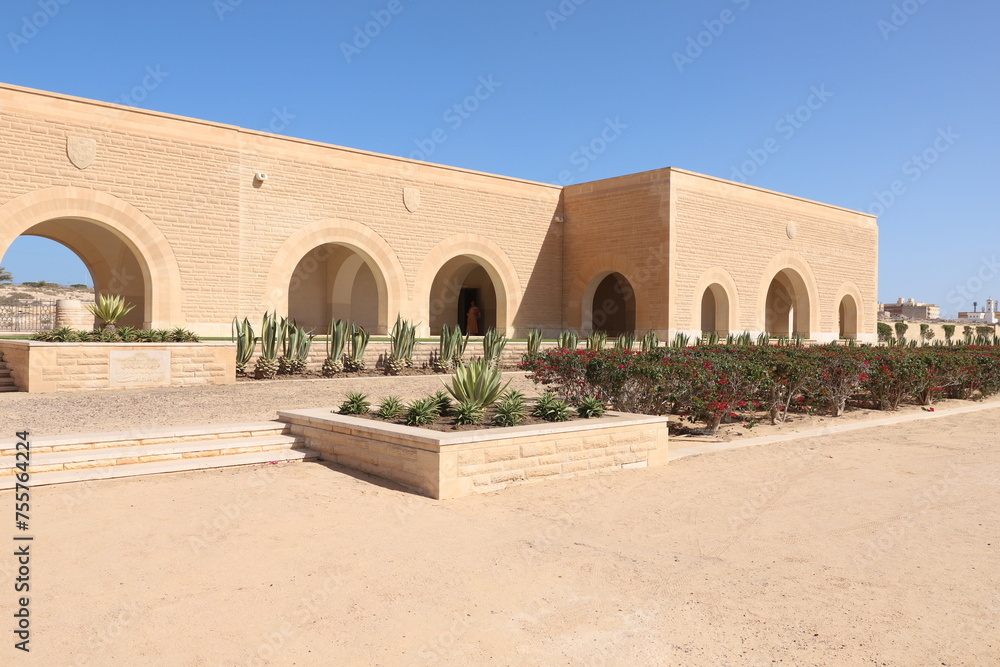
[277,408,668,450]
[0,421,286,449]
[0,340,234,348]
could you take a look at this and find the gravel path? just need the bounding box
[0,372,541,436]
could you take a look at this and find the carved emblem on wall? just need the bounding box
[67,136,97,170]
[786,221,798,240]
[403,187,421,213]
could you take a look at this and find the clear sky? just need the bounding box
[1,0,997,316]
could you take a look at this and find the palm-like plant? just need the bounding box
[232,317,256,376]
[387,315,417,375]
[482,328,507,369]
[322,318,350,376]
[344,324,370,372]
[254,311,282,379]
[86,294,135,331]
[442,358,511,409]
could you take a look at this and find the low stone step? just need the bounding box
[0,447,318,490]
[0,434,304,475]
[0,421,290,458]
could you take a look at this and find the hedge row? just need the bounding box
[520,345,1000,432]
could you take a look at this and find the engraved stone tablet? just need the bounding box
[109,350,171,388]
[67,136,97,170]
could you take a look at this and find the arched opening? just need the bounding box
[590,273,635,336]
[764,269,810,338]
[429,256,498,336]
[839,295,859,340]
[700,284,730,336]
[287,244,384,332]
[2,220,149,328]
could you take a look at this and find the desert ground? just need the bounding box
[1,377,997,665]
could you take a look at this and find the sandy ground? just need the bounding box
[0,399,995,665]
[0,283,94,301]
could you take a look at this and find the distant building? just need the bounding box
[958,298,998,324]
[880,298,940,320]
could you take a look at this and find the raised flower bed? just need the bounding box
[278,408,668,499]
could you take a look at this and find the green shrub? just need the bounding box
[376,396,405,420]
[405,397,440,426]
[453,400,484,426]
[338,392,371,415]
[577,396,607,419]
[877,322,893,342]
[526,329,543,355]
[493,394,527,427]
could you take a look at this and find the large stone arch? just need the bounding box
[569,254,649,334]
[690,268,741,336]
[0,186,183,328]
[833,282,865,340]
[264,219,405,335]
[414,234,522,336]
[756,251,821,338]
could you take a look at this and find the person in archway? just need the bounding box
[466,301,481,336]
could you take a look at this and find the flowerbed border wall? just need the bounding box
[0,340,236,393]
[278,408,669,499]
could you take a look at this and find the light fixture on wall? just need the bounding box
[554,216,565,223]
[254,172,269,184]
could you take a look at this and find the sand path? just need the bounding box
[4,403,997,665]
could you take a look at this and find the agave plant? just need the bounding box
[86,294,135,331]
[533,392,573,422]
[705,331,720,346]
[434,325,458,373]
[577,396,607,419]
[671,333,690,348]
[482,328,508,369]
[376,396,405,420]
[641,330,659,352]
[442,358,511,409]
[526,328,543,355]
[558,330,578,350]
[387,315,417,375]
[453,400,484,426]
[493,393,527,427]
[615,331,635,350]
[254,311,282,379]
[322,318,350,377]
[405,397,440,426]
[289,324,314,374]
[736,331,753,346]
[344,324,370,372]
[756,332,770,346]
[338,391,370,415]
[232,317,256,376]
[452,325,470,366]
[587,330,607,351]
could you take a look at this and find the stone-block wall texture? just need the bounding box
[0,83,878,342]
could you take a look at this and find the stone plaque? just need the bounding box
[109,350,171,388]
[786,221,798,240]
[67,136,97,170]
[403,187,421,213]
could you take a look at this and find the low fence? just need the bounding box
[0,299,57,332]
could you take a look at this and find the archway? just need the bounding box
[588,272,636,336]
[429,256,498,335]
[700,284,731,336]
[764,269,811,338]
[839,295,859,339]
[287,244,384,332]
[0,187,183,329]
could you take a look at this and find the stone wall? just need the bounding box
[280,408,669,499]
[0,341,235,393]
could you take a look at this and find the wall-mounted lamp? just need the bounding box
[554,216,565,223]
[254,172,269,184]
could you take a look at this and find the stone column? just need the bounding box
[55,300,95,330]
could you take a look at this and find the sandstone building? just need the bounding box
[0,83,878,342]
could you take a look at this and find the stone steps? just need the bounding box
[0,421,319,489]
[0,362,17,393]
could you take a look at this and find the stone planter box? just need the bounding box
[0,340,236,393]
[278,409,669,499]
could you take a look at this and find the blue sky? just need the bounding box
[1,0,997,316]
